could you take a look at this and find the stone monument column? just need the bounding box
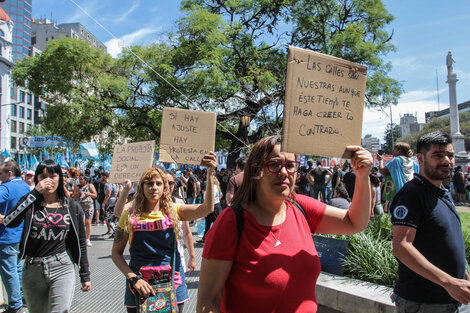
[446,51,466,154]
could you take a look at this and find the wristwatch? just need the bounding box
[127,274,142,286]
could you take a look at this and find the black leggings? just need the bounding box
[127,302,184,313]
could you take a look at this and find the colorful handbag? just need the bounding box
[137,240,178,313]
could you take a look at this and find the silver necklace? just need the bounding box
[269,209,286,248]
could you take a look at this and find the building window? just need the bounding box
[11,121,16,133]
[19,122,24,134]
[11,137,16,150]
[19,91,25,102]
[27,93,31,104]
[19,107,24,118]
[11,104,16,116]
[27,109,31,120]
[26,124,31,131]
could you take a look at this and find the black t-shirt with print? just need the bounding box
[25,205,71,257]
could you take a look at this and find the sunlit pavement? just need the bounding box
[71,223,204,313]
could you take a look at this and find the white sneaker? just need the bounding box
[86,239,92,247]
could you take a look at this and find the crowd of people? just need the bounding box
[0,131,469,312]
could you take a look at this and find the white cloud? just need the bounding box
[105,27,159,58]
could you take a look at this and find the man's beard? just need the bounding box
[423,160,452,181]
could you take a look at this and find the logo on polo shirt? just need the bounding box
[393,205,408,220]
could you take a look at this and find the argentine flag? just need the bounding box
[80,142,100,160]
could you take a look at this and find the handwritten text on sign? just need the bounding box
[109,140,155,183]
[159,108,216,166]
[282,46,367,158]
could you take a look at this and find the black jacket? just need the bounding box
[4,189,90,282]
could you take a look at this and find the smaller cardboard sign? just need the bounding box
[109,140,155,183]
[282,46,368,158]
[159,108,216,166]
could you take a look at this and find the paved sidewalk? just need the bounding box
[71,223,204,313]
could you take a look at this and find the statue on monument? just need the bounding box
[447,51,455,75]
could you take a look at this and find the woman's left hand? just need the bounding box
[346,146,373,177]
[81,281,91,292]
[201,152,217,172]
[187,257,196,275]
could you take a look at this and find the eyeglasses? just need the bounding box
[263,160,300,174]
[168,181,175,186]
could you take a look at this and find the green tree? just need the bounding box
[13,38,129,151]
[14,1,402,168]
[383,123,401,154]
[400,111,470,152]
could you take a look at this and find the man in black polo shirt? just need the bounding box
[390,131,470,312]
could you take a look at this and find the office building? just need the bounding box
[399,113,423,138]
[1,0,32,61]
[362,134,380,153]
[32,19,107,53]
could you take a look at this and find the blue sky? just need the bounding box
[32,0,470,143]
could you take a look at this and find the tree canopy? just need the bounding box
[14,0,402,167]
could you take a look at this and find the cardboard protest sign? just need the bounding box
[159,108,216,166]
[282,46,368,158]
[109,140,155,183]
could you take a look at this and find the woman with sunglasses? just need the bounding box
[112,153,217,313]
[4,160,91,313]
[197,135,372,313]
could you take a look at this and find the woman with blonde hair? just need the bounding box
[112,152,217,313]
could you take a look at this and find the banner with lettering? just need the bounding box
[20,136,73,148]
[159,108,216,166]
[282,46,367,158]
[109,140,155,183]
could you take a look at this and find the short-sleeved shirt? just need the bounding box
[390,174,466,304]
[386,156,419,192]
[226,172,244,198]
[203,195,326,313]
[310,167,328,186]
[331,170,344,190]
[105,183,119,207]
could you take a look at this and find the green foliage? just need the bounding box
[400,111,470,151]
[323,214,470,287]
[14,1,402,167]
[383,123,401,154]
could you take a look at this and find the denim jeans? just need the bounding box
[186,197,195,204]
[392,293,460,313]
[0,243,23,310]
[312,185,327,203]
[23,251,76,313]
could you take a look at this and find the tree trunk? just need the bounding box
[226,120,249,170]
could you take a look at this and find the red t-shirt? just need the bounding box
[203,195,326,313]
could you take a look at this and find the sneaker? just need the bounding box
[109,233,115,239]
[4,306,26,313]
[102,231,111,236]
[86,239,92,247]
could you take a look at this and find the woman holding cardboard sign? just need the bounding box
[112,152,217,313]
[197,136,372,313]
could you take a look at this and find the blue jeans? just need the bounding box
[312,185,327,203]
[23,251,76,313]
[392,293,460,313]
[0,243,23,309]
[186,197,195,204]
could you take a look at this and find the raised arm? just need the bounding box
[114,180,132,217]
[179,153,217,221]
[316,146,372,235]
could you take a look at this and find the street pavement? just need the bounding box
[71,223,204,313]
